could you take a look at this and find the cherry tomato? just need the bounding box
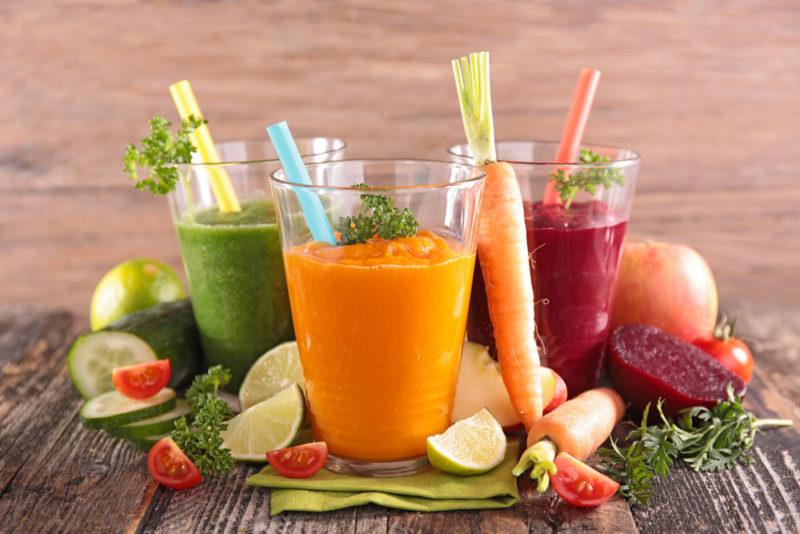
[147,437,202,490]
[112,360,171,400]
[551,452,619,507]
[693,337,753,384]
[267,442,328,479]
[693,317,753,384]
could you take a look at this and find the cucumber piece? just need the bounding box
[80,388,177,429]
[104,299,201,388]
[67,299,202,399]
[107,399,190,439]
[127,433,169,451]
[68,332,157,399]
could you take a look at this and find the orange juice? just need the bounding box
[283,231,475,461]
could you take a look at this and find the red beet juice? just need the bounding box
[467,200,627,394]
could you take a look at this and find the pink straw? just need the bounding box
[542,68,602,205]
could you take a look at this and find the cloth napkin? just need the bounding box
[246,441,520,515]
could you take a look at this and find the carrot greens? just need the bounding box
[123,116,205,195]
[334,184,419,245]
[549,148,625,209]
[599,386,792,507]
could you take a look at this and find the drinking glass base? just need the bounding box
[326,454,429,477]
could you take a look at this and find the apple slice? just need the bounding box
[453,342,567,431]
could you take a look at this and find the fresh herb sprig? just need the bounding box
[599,386,792,507]
[123,115,205,195]
[171,365,234,477]
[550,148,625,208]
[334,184,419,245]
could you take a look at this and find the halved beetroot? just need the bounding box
[608,324,745,415]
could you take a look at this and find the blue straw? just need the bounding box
[266,121,336,244]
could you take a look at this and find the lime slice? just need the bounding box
[426,408,507,476]
[221,384,305,462]
[90,258,185,331]
[239,341,304,411]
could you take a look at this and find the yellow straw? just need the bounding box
[169,80,241,213]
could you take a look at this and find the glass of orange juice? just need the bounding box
[271,160,485,476]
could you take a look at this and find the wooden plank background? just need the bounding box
[1,0,798,317]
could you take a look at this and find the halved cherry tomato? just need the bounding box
[693,318,753,384]
[551,452,619,507]
[147,437,202,490]
[112,360,171,400]
[266,442,328,479]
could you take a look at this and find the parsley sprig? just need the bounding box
[599,386,792,507]
[123,116,205,195]
[334,184,419,245]
[171,366,234,477]
[550,148,625,208]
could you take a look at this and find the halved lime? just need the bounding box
[221,384,305,462]
[90,258,185,331]
[239,341,304,411]
[426,408,507,476]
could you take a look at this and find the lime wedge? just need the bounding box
[221,383,305,462]
[426,408,507,476]
[239,341,304,411]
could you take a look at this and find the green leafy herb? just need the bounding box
[334,184,419,245]
[123,115,206,195]
[549,148,625,208]
[171,365,234,477]
[599,386,792,507]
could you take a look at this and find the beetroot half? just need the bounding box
[608,323,746,415]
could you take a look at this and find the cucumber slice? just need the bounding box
[80,388,177,429]
[67,300,202,400]
[107,399,190,439]
[127,433,169,451]
[67,332,157,399]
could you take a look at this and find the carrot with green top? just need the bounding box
[452,51,543,429]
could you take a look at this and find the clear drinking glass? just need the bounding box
[271,159,485,476]
[449,141,640,394]
[168,138,346,389]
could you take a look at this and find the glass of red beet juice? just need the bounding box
[449,141,640,394]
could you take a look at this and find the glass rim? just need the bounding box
[176,137,347,168]
[269,158,487,192]
[447,139,641,167]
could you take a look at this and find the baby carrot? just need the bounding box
[452,51,543,429]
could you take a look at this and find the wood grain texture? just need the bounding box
[1,0,799,317]
[1,302,797,533]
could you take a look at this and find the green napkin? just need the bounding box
[247,441,520,514]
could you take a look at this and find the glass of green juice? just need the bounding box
[169,138,346,388]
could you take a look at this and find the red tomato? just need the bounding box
[112,360,171,399]
[267,442,328,478]
[147,437,202,490]
[693,336,753,384]
[552,452,619,507]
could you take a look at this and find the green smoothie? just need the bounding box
[176,200,292,389]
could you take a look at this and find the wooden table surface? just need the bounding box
[1,1,799,532]
[0,303,797,533]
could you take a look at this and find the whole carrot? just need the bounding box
[452,51,543,429]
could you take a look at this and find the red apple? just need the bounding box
[611,241,718,342]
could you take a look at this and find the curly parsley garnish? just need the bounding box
[599,386,792,507]
[334,184,419,245]
[171,366,234,477]
[123,115,206,195]
[550,148,625,208]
